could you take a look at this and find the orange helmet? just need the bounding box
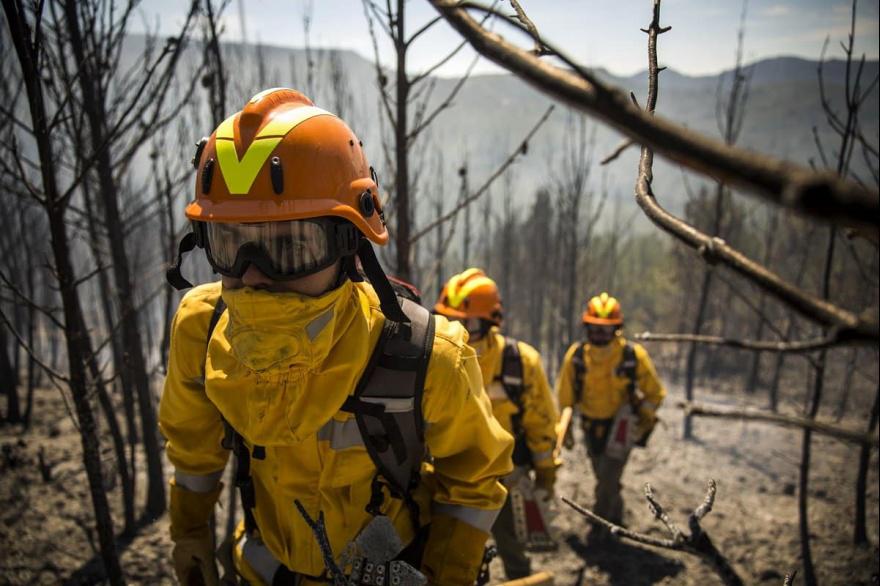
[582,292,623,326]
[434,268,503,325]
[186,87,386,242]
[169,89,411,325]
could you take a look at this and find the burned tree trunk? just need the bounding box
[854,381,879,545]
[0,326,20,423]
[798,229,836,586]
[2,1,124,582]
[683,264,714,439]
[63,0,165,517]
[393,0,412,280]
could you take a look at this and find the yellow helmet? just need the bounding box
[582,292,623,326]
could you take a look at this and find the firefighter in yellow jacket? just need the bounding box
[557,293,665,539]
[435,269,558,580]
[159,89,513,586]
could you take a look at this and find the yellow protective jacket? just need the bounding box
[472,328,558,469]
[159,280,513,580]
[556,336,665,419]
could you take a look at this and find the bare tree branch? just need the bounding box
[563,479,745,586]
[407,54,479,142]
[0,305,69,386]
[678,401,879,447]
[409,104,553,243]
[428,0,879,235]
[507,0,550,55]
[406,14,443,47]
[601,138,635,165]
[632,329,865,353]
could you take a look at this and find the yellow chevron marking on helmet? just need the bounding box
[590,292,619,318]
[215,106,334,195]
[446,269,494,309]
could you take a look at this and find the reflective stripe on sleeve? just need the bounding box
[433,502,501,533]
[317,418,364,450]
[174,469,223,493]
[240,532,281,584]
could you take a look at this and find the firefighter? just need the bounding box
[434,268,559,580]
[556,292,665,540]
[160,89,513,586]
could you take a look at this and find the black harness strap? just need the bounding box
[496,337,531,467]
[617,343,639,414]
[340,297,434,531]
[570,342,588,406]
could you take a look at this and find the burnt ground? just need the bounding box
[1,384,878,585]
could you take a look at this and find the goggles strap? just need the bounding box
[357,238,409,324]
[166,231,198,290]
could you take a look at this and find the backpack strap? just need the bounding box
[498,337,524,407]
[496,337,531,466]
[616,343,639,413]
[570,342,587,406]
[340,297,434,528]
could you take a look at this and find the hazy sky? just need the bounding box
[133,0,880,78]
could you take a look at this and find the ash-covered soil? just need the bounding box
[2,385,878,585]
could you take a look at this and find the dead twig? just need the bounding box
[409,104,554,243]
[507,0,550,55]
[563,479,745,586]
[601,138,635,165]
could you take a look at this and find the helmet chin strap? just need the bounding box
[166,231,198,290]
[355,237,409,324]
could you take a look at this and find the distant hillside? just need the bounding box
[123,35,878,231]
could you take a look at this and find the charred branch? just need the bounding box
[563,479,745,586]
[679,401,878,447]
[632,329,865,353]
[409,104,554,243]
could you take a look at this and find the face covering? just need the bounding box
[221,284,349,371]
[207,281,373,444]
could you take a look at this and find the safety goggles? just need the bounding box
[195,218,359,281]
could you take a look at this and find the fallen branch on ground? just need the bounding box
[563,479,744,586]
[678,401,878,447]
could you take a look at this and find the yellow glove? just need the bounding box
[170,479,223,586]
[534,466,556,497]
[557,406,574,451]
[636,404,658,441]
[421,512,491,585]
